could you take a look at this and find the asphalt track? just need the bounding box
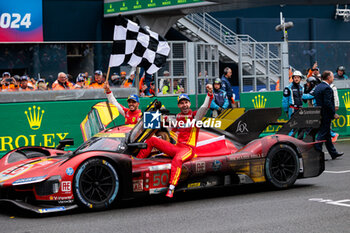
[1,140,350,233]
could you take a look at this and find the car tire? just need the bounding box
[265,144,299,189]
[73,158,119,210]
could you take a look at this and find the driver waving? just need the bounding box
[104,82,142,124]
[137,84,214,198]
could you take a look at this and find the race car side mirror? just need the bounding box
[56,138,74,150]
[127,142,147,149]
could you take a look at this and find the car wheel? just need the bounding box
[265,144,299,189]
[74,158,119,210]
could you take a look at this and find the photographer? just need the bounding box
[1,72,18,92]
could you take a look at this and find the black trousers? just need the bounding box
[315,119,337,156]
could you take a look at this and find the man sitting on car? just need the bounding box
[104,82,142,124]
[137,84,213,198]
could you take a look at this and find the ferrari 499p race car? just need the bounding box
[0,102,324,214]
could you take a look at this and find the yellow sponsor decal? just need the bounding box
[93,133,126,138]
[187,182,200,188]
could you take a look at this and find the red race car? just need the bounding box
[0,105,324,214]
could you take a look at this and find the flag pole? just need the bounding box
[104,66,116,127]
[106,66,111,83]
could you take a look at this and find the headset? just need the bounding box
[223,67,230,76]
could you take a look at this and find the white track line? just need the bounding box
[337,138,350,142]
[324,170,350,174]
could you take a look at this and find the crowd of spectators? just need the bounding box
[0,69,187,98]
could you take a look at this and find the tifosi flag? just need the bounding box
[109,15,170,74]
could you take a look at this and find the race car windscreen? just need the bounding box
[74,136,126,153]
[128,117,145,143]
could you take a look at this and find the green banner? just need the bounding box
[0,94,206,156]
[104,0,204,15]
[240,89,350,136]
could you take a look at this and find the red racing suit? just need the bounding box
[106,92,142,124]
[137,93,213,186]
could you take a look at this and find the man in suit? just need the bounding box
[314,71,344,160]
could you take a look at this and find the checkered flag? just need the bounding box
[109,16,170,74]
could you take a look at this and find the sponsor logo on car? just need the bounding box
[49,195,73,201]
[236,121,248,134]
[66,167,74,176]
[61,181,71,192]
[188,182,200,188]
[133,179,143,192]
[212,160,222,171]
[195,162,205,173]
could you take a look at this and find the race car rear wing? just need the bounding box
[206,107,321,145]
[277,107,321,142]
[223,108,282,145]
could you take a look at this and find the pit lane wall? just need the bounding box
[0,89,206,157]
[240,89,350,136]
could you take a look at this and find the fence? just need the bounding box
[0,41,219,98]
[289,41,350,74]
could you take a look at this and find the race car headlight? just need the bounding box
[52,182,60,194]
[35,175,61,196]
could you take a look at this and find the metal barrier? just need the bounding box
[0,88,138,103]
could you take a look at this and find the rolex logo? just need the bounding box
[252,95,267,109]
[25,106,45,130]
[342,92,350,111]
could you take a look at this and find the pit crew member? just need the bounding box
[282,70,314,118]
[210,78,229,117]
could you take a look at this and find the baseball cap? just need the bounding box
[177,94,190,103]
[37,79,45,83]
[95,70,102,75]
[2,72,10,77]
[76,73,86,82]
[76,76,85,83]
[120,71,126,75]
[127,94,139,103]
[20,75,29,81]
[163,70,170,75]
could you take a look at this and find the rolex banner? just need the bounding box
[240,90,350,135]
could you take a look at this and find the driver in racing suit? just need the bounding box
[137,84,213,198]
[104,82,142,124]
